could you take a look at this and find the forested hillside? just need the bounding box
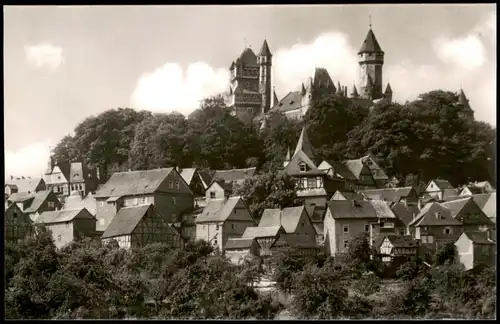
[53,90,496,186]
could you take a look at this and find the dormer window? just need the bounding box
[73,173,79,178]
[299,163,307,172]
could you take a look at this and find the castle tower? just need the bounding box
[384,83,393,103]
[457,88,474,120]
[350,84,359,98]
[358,25,384,100]
[258,39,273,115]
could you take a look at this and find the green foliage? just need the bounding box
[434,242,458,266]
[351,271,381,296]
[234,171,298,221]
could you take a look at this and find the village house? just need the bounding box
[317,160,358,192]
[44,156,100,198]
[179,206,204,242]
[178,167,209,197]
[454,231,496,270]
[305,204,327,245]
[359,186,419,206]
[212,167,256,186]
[345,155,389,188]
[258,206,317,241]
[224,237,261,264]
[101,204,183,249]
[271,233,319,256]
[34,208,96,249]
[470,192,496,223]
[423,179,457,201]
[378,235,420,264]
[391,201,420,235]
[441,197,495,233]
[7,190,62,221]
[330,190,365,201]
[205,179,234,202]
[5,176,46,196]
[408,202,463,262]
[63,190,97,216]
[195,196,255,251]
[241,225,287,258]
[283,127,332,206]
[94,168,194,234]
[323,199,399,257]
[459,181,495,196]
[5,203,33,242]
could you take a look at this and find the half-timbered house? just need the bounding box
[5,203,33,242]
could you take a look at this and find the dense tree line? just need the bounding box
[5,227,281,319]
[53,90,495,186]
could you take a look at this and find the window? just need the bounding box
[443,227,452,235]
[214,239,218,245]
[169,181,173,189]
[422,236,427,244]
[175,181,180,190]
[365,224,370,233]
[48,201,55,208]
[307,178,316,188]
[57,235,62,242]
[399,228,405,236]
[302,178,308,189]
[428,235,434,244]
[301,221,305,227]
[423,227,429,231]
[232,224,235,230]
[210,192,216,199]
[343,224,349,234]
[299,163,307,172]
[247,107,254,114]
[343,240,349,249]
[100,201,104,207]
[172,197,176,205]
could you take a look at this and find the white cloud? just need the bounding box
[24,43,65,70]
[131,62,229,115]
[434,35,487,70]
[4,139,54,179]
[273,32,358,96]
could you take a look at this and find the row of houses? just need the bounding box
[4,127,496,271]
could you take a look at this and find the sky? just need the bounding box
[4,4,496,178]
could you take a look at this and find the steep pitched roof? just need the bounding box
[470,193,493,209]
[330,190,365,201]
[351,85,359,98]
[358,28,384,54]
[102,204,156,239]
[480,192,496,219]
[212,167,256,183]
[63,192,97,215]
[8,192,35,203]
[273,233,317,249]
[312,67,335,89]
[430,179,454,190]
[293,127,314,161]
[195,197,246,223]
[462,186,484,195]
[258,39,272,57]
[319,161,357,180]
[24,190,54,213]
[463,231,495,245]
[440,197,471,218]
[258,206,307,234]
[273,89,279,106]
[284,150,320,176]
[458,89,472,111]
[269,91,303,113]
[35,208,94,224]
[242,225,283,239]
[225,237,257,250]
[94,168,174,198]
[360,187,414,203]
[5,177,44,193]
[305,204,326,223]
[383,235,419,248]
[391,202,420,227]
[197,170,214,189]
[409,202,462,227]
[179,168,197,185]
[345,159,369,179]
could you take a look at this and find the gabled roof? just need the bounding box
[179,168,197,185]
[225,237,257,250]
[242,225,284,239]
[195,197,248,223]
[5,177,44,193]
[212,167,256,183]
[63,192,97,215]
[345,158,369,179]
[273,233,317,249]
[462,231,495,245]
[258,206,307,234]
[284,150,319,176]
[305,204,326,223]
[8,192,35,203]
[470,193,494,209]
[360,187,414,203]
[458,89,472,111]
[330,190,365,201]
[461,186,484,195]
[269,91,303,113]
[293,127,314,160]
[391,202,420,227]
[198,170,214,189]
[94,168,174,198]
[385,83,392,95]
[258,39,272,57]
[273,89,279,106]
[358,28,384,54]
[409,202,462,227]
[479,192,496,219]
[318,160,357,180]
[326,200,395,219]
[312,67,335,90]
[207,179,234,194]
[35,208,94,225]
[102,204,162,239]
[382,235,419,248]
[429,179,454,190]
[440,197,471,218]
[24,190,54,213]
[442,188,459,200]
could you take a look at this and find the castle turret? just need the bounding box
[358,25,384,100]
[336,81,343,95]
[258,39,273,115]
[294,126,314,160]
[273,87,279,107]
[384,83,393,103]
[350,84,359,98]
[301,82,307,96]
[457,88,474,120]
[283,147,291,168]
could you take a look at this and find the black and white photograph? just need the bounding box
[4,4,496,320]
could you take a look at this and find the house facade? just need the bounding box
[101,204,183,250]
[424,179,455,201]
[195,196,255,251]
[5,176,46,196]
[360,187,419,205]
[179,167,208,197]
[205,180,233,202]
[455,231,495,270]
[94,168,194,233]
[224,238,261,264]
[378,235,419,263]
[7,190,62,221]
[35,208,96,249]
[242,225,286,258]
[5,203,33,242]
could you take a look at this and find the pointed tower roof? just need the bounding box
[259,117,268,131]
[229,61,235,70]
[351,85,359,98]
[336,81,343,95]
[285,147,291,162]
[344,86,347,97]
[273,88,279,106]
[358,28,384,54]
[458,88,472,111]
[294,127,314,160]
[258,39,272,57]
[301,83,307,96]
[385,83,392,95]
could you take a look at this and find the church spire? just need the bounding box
[358,26,384,54]
[301,82,307,96]
[273,87,279,106]
[294,126,314,160]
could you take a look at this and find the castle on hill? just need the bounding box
[226,26,475,125]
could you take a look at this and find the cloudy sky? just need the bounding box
[4,5,496,177]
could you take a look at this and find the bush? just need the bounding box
[387,276,432,317]
[352,271,381,296]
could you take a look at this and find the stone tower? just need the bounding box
[358,26,384,100]
[258,40,273,115]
